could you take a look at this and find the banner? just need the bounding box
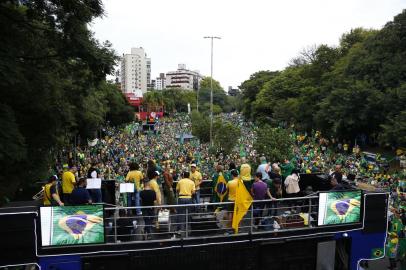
[87,138,98,147]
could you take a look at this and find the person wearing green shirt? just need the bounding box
[280,159,294,180]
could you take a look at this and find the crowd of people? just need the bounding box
[41,112,405,267]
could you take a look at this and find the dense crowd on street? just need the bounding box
[40,113,405,268]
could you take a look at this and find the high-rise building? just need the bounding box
[228,86,240,96]
[166,64,202,91]
[154,73,166,90]
[120,47,151,97]
[146,57,153,89]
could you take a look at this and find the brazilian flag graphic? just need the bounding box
[215,173,227,202]
[51,205,104,246]
[371,248,384,258]
[323,191,361,225]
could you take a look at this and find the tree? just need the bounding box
[379,83,406,146]
[0,1,130,203]
[380,111,406,146]
[252,67,307,121]
[339,28,377,55]
[198,77,228,116]
[103,82,134,126]
[254,126,294,163]
[213,121,241,155]
[191,111,210,143]
[239,71,280,119]
[240,10,406,148]
[289,44,318,67]
[160,89,196,113]
[315,81,385,140]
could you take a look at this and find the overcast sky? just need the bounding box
[90,0,404,89]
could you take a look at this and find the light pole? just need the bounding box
[204,36,221,147]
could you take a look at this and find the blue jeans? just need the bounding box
[193,190,201,204]
[127,191,141,215]
[177,198,193,232]
[253,202,265,225]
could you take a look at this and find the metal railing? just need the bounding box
[104,195,319,243]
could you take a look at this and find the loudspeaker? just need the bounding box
[299,173,331,192]
[363,193,388,233]
[0,210,37,266]
[101,180,116,205]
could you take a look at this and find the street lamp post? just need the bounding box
[204,36,221,147]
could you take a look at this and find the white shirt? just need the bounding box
[284,174,300,194]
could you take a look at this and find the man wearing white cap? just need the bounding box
[190,164,202,204]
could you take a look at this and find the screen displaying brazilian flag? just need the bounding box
[318,191,361,226]
[40,205,104,246]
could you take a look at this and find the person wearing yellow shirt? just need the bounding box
[148,171,162,205]
[147,171,162,230]
[43,175,64,206]
[126,162,144,215]
[62,166,77,204]
[190,164,202,204]
[175,171,196,234]
[343,143,349,153]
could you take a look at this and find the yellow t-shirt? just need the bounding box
[176,178,196,198]
[149,179,161,204]
[126,170,144,191]
[62,171,76,194]
[190,171,202,190]
[43,183,58,206]
[227,179,238,201]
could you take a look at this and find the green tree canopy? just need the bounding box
[254,126,294,162]
[0,1,133,202]
[240,10,406,147]
[239,71,280,119]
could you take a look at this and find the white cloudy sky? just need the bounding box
[90,0,404,89]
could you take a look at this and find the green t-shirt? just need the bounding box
[280,162,294,179]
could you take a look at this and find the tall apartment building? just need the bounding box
[154,73,166,90]
[120,47,151,96]
[166,64,202,91]
[146,58,153,89]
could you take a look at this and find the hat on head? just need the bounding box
[191,164,197,167]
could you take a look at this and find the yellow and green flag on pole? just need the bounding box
[232,178,253,234]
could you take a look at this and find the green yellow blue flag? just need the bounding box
[215,173,227,202]
[239,144,246,158]
[371,248,384,258]
[232,179,253,234]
